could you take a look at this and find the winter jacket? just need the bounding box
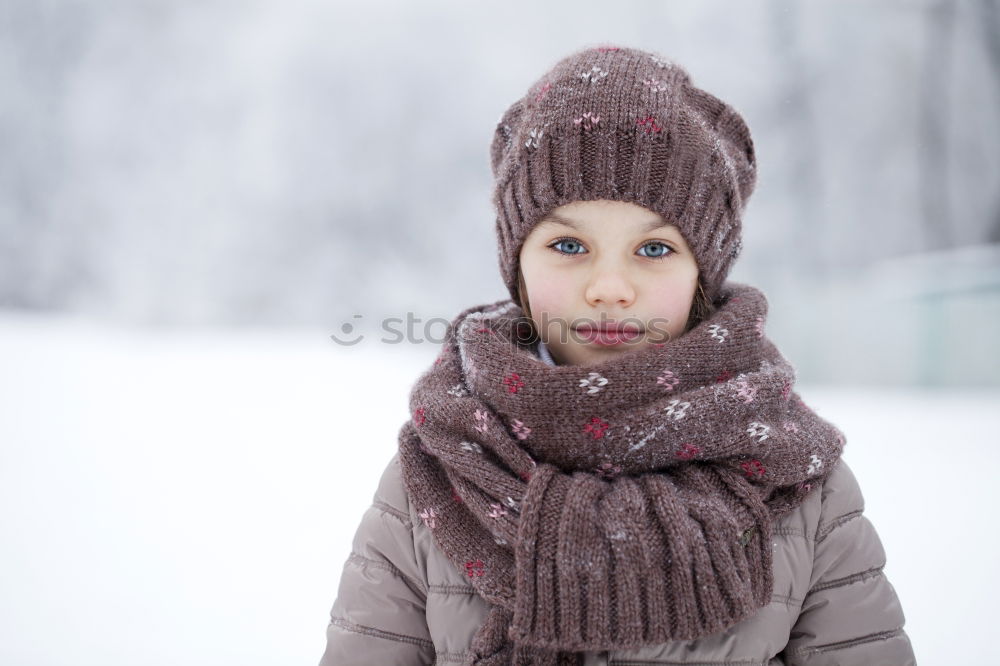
[318,451,916,665]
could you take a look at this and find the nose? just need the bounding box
[584,265,636,309]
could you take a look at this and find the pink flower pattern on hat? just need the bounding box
[573,111,601,130]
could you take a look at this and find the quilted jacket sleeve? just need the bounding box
[318,453,435,666]
[781,459,916,665]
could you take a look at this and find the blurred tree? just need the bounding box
[919,0,956,250]
[977,0,1000,245]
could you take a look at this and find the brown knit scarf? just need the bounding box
[397,282,845,666]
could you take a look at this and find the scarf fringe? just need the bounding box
[506,462,774,650]
[468,606,584,666]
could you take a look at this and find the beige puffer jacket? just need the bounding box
[319,453,915,665]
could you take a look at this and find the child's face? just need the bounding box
[518,199,699,367]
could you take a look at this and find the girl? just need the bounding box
[319,45,915,665]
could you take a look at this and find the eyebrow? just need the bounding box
[542,211,670,233]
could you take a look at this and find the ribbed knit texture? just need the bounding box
[397,282,845,665]
[536,338,557,366]
[490,45,756,304]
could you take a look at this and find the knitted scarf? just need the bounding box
[397,282,845,666]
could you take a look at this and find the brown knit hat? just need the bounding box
[490,44,757,305]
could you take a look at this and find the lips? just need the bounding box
[575,323,642,334]
[573,323,643,346]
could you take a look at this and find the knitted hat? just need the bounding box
[490,44,757,305]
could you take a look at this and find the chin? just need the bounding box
[566,342,646,364]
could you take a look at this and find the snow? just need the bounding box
[1,311,996,664]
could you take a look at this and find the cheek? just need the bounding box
[651,288,693,310]
[647,282,697,324]
[524,279,572,315]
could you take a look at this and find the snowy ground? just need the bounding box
[1,311,996,665]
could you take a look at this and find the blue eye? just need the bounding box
[638,241,673,259]
[550,238,586,255]
[547,238,674,260]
